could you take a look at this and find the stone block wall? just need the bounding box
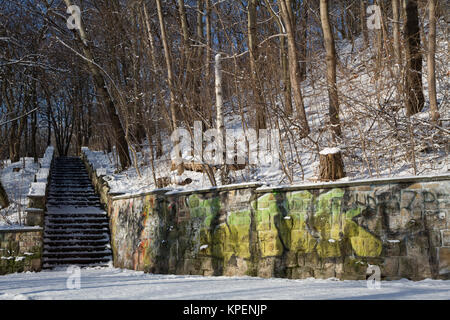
[101,176,449,281]
[0,229,43,275]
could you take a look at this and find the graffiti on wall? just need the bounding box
[107,180,449,279]
[253,188,383,258]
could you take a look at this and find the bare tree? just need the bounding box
[319,0,345,181]
[0,181,9,209]
[427,0,440,123]
[392,0,402,65]
[278,0,310,136]
[156,0,183,175]
[404,0,425,116]
[62,0,131,170]
[248,0,266,131]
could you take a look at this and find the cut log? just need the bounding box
[319,148,346,181]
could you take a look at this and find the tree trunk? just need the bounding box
[205,0,213,126]
[263,0,292,115]
[156,0,183,175]
[63,0,131,170]
[177,0,190,66]
[427,0,440,123]
[404,0,425,116]
[47,103,52,147]
[215,54,227,185]
[319,0,346,181]
[0,181,9,209]
[281,37,292,115]
[299,0,309,81]
[361,0,368,48]
[279,0,310,136]
[392,0,402,65]
[31,84,38,162]
[248,0,266,131]
[320,0,342,139]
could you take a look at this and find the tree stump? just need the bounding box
[319,148,346,181]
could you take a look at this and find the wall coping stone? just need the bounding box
[110,183,264,200]
[0,227,43,234]
[254,173,450,193]
[108,174,450,201]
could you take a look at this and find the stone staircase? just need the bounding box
[43,157,112,269]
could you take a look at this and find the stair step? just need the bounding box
[47,198,100,203]
[45,228,109,234]
[43,263,111,269]
[44,245,110,251]
[47,198,99,202]
[46,216,107,222]
[45,226,109,232]
[46,207,106,214]
[47,201,100,206]
[42,257,112,264]
[48,194,99,198]
[44,239,110,245]
[48,194,98,198]
[46,214,107,219]
[48,189,95,193]
[44,233,109,240]
[46,212,106,217]
[43,251,112,258]
[45,229,108,234]
[49,183,93,186]
[49,180,91,182]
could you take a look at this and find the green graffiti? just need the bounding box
[187,194,251,261]
[187,194,220,227]
[254,188,382,258]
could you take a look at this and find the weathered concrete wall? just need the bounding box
[100,176,449,281]
[0,229,42,275]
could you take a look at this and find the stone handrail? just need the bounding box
[25,146,55,227]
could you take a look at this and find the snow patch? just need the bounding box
[28,182,46,197]
[319,147,341,155]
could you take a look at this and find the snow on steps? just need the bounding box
[43,156,112,269]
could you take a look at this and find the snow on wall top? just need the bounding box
[27,182,46,197]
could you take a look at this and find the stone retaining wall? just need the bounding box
[0,228,42,275]
[81,150,449,280]
[0,146,54,276]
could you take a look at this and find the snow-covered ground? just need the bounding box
[0,147,53,228]
[0,268,448,300]
[0,158,40,228]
